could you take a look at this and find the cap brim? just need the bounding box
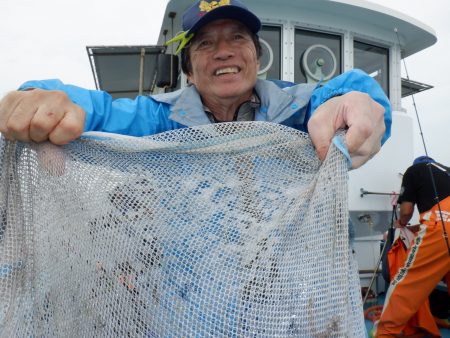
[188,5,261,34]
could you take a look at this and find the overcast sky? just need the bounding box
[1,0,449,164]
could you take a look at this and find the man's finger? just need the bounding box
[344,117,373,154]
[29,89,81,143]
[35,142,67,176]
[307,96,345,161]
[2,93,39,142]
[0,91,20,134]
[30,106,66,143]
[48,105,86,145]
[308,119,334,161]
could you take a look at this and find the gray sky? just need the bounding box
[1,0,449,164]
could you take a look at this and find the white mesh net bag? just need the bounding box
[0,122,365,337]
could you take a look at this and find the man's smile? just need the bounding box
[214,66,240,76]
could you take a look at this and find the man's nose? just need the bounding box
[213,39,234,60]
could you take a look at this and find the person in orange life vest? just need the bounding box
[374,156,450,337]
[382,225,440,337]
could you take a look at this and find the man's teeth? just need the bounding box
[215,67,239,75]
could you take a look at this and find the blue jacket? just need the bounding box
[19,69,391,144]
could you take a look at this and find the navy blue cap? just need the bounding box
[182,0,261,35]
[413,156,435,165]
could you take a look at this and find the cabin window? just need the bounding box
[294,29,341,84]
[354,41,389,96]
[258,25,282,80]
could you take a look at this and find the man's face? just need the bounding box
[187,19,259,103]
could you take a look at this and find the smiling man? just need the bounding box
[185,19,259,122]
[0,0,390,169]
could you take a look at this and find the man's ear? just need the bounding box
[187,73,194,85]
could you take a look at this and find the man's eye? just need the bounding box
[233,34,245,40]
[197,40,213,48]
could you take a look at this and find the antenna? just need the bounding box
[395,28,429,156]
[156,12,179,90]
[169,12,176,55]
[169,12,177,89]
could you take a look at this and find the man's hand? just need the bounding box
[0,89,85,145]
[307,91,385,169]
[394,219,407,229]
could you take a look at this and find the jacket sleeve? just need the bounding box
[306,68,392,145]
[18,79,183,136]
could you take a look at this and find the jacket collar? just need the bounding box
[152,86,211,126]
[254,79,316,123]
[151,79,317,127]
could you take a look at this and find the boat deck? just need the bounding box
[364,294,450,337]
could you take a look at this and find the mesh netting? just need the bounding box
[0,122,364,337]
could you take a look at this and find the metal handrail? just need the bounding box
[360,188,399,198]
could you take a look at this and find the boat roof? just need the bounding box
[158,0,437,58]
[331,0,436,57]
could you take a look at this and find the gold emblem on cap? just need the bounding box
[199,0,231,13]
